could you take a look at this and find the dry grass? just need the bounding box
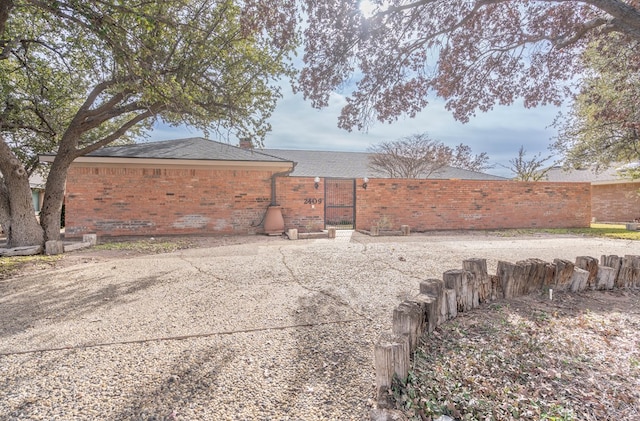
[493,223,640,241]
[0,255,61,280]
[393,290,640,421]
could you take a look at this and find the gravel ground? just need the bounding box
[1,231,639,420]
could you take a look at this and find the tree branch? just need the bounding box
[74,105,163,157]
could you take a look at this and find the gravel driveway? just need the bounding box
[1,231,639,420]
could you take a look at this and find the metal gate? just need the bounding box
[324,178,356,230]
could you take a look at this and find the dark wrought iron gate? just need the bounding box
[324,178,356,229]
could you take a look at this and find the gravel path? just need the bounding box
[1,232,639,420]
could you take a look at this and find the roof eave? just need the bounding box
[39,155,294,172]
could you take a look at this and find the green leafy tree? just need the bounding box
[368,132,491,178]
[300,1,640,130]
[0,0,298,247]
[553,34,640,174]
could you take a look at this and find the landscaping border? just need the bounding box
[373,253,640,418]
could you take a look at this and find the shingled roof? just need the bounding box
[263,148,506,180]
[545,163,640,184]
[83,137,290,163]
[42,137,506,180]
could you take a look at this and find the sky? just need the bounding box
[149,83,563,178]
[147,1,569,179]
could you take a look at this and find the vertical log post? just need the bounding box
[596,266,617,290]
[443,269,475,312]
[554,259,575,292]
[618,255,640,288]
[420,279,445,326]
[45,240,64,255]
[601,255,622,286]
[496,261,518,299]
[444,289,457,320]
[392,300,426,352]
[570,267,590,292]
[519,258,556,293]
[575,256,599,289]
[409,294,439,334]
[463,258,490,305]
[82,233,97,246]
[374,333,410,408]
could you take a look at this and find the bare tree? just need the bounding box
[368,133,491,178]
[507,146,554,181]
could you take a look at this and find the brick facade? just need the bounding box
[275,177,326,232]
[65,166,275,237]
[355,178,591,231]
[64,170,592,238]
[591,182,640,222]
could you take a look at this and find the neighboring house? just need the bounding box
[546,164,640,223]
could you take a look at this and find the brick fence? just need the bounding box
[355,178,591,231]
[592,182,640,223]
[64,169,591,238]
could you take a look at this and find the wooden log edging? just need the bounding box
[373,254,640,411]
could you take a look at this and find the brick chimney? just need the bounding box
[238,139,253,149]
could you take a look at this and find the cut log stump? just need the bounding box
[443,269,476,312]
[374,333,410,408]
[463,258,492,304]
[554,259,575,291]
[575,256,599,289]
[596,266,617,290]
[45,240,64,256]
[570,267,590,292]
[392,301,425,352]
[419,279,444,326]
[618,255,640,288]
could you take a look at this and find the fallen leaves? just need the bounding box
[393,290,640,420]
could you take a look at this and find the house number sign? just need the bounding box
[304,198,323,205]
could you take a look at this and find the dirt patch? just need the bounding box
[393,289,640,420]
[4,234,283,278]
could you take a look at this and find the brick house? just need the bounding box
[40,138,294,237]
[41,137,591,238]
[546,164,640,223]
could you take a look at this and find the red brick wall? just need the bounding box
[275,177,326,232]
[355,179,591,231]
[592,183,640,222]
[65,170,593,238]
[65,166,274,237]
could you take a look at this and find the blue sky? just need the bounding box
[149,80,563,178]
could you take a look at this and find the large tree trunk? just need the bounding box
[0,137,45,247]
[40,155,72,242]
